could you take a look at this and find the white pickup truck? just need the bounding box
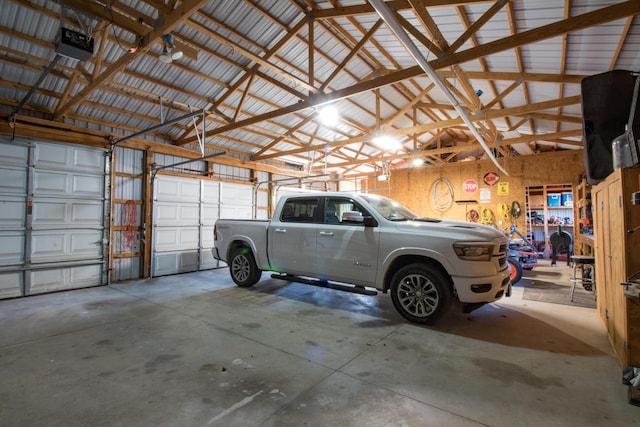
[213,192,511,324]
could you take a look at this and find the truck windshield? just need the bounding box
[361,194,417,221]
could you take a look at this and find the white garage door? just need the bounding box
[152,177,253,276]
[0,139,108,299]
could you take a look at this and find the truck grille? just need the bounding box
[497,243,508,268]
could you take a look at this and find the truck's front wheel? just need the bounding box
[229,247,261,287]
[390,263,452,324]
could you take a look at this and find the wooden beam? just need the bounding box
[432,0,640,70]
[205,0,632,138]
[314,0,494,19]
[448,0,511,53]
[53,0,208,120]
[409,0,450,52]
[253,95,582,161]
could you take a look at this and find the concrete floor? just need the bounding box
[0,261,638,426]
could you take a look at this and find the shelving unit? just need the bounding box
[526,184,575,260]
[574,179,594,256]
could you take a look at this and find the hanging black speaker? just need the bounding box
[581,70,640,185]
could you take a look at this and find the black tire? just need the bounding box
[390,263,453,325]
[229,246,261,287]
[507,257,523,285]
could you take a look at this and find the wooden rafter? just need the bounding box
[53,0,209,120]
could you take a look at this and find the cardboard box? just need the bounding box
[529,195,544,207]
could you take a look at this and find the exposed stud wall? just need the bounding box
[370,151,585,232]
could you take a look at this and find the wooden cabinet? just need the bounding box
[593,167,640,367]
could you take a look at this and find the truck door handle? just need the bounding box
[274,228,287,233]
[319,231,334,236]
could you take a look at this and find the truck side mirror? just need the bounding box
[362,215,378,227]
[342,211,378,227]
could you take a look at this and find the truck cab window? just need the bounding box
[280,197,318,223]
[326,197,370,225]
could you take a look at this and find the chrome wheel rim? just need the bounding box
[231,254,250,282]
[396,274,439,317]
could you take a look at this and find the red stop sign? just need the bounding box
[462,179,478,194]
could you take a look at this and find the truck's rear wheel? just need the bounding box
[229,247,261,287]
[390,263,452,324]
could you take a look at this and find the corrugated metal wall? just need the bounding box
[111,147,144,281]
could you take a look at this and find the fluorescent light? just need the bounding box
[318,106,338,126]
[280,155,308,165]
[372,134,402,151]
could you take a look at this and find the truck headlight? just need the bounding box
[453,243,493,261]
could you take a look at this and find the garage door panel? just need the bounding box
[30,264,102,295]
[0,166,27,194]
[200,248,217,270]
[72,147,105,171]
[202,181,220,204]
[220,205,252,219]
[0,272,22,299]
[201,205,219,225]
[72,174,103,196]
[33,170,67,193]
[31,230,102,262]
[156,177,201,203]
[0,195,26,226]
[0,143,28,165]
[0,140,107,299]
[31,199,103,226]
[153,251,198,276]
[220,182,252,204]
[0,232,24,265]
[154,227,199,251]
[33,171,103,198]
[152,177,251,276]
[155,202,199,226]
[70,202,104,223]
[201,226,214,248]
[34,144,103,173]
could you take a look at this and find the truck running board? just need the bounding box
[270,274,378,296]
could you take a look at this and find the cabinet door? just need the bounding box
[593,184,610,334]
[606,179,628,364]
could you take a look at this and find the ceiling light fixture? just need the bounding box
[372,131,402,152]
[159,34,183,63]
[318,105,339,126]
[368,0,508,176]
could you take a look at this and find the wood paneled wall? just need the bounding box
[367,150,585,233]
